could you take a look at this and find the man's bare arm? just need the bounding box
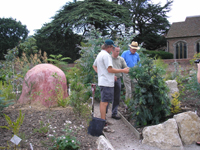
[93,65,98,73]
[107,66,129,74]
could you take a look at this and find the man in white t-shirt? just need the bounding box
[93,39,129,123]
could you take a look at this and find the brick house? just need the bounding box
[166,16,200,59]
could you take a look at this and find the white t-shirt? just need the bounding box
[93,50,114,87]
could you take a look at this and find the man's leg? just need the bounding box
[100,86,114,120]
[112,78,121,118]
[100,101,108,120]
[123,73,132,101]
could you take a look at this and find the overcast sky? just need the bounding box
[0,0,199,36]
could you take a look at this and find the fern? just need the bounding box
[0,110,25,136]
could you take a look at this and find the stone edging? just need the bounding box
[118,111,142,139]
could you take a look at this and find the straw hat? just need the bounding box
[129,41,140,49]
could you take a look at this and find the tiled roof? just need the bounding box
[166,16,200,38]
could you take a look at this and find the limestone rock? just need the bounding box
[96,135,115,150]
[165,80,179,99]
[173,111,200,145]
[18,63,68,107]
[142,118,183,150]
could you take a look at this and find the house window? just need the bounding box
[196,42,200,53]
[175,41,187,59]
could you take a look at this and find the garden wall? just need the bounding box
[162,59,194,72]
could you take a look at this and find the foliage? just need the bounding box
[189,52,200,66]
[15,49,48,77]
[127,48,171,126]
[129,0,173,50]
[143,50,173,59]
[0,17,28,60]
[153,58,168,76]
[18,37,39,56]
[184,71,200,100]
[52,0,131,37]
[0,90,14,115]
[34,22,82,63]
[67,73,91,120]
[0,80,16,101]
[49,121,80,150]
[0,47,18,84]
[33,121,50,136]
[0,110,25,136]
[170,92,181,114]
[47,54,71,74]
[51,73,69,108]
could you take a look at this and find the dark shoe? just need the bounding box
[196,142,200,146]
[111,114,121,120]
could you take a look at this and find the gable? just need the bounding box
[166,16,200,39]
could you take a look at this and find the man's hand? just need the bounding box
[123,67,129,73]
[114,76,117,81]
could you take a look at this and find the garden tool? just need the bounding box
[88,84,105,136]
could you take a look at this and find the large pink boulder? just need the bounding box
[18,63,68,107]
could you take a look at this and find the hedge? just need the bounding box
[143,50,173,59]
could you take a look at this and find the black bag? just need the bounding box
[87,84,105,136]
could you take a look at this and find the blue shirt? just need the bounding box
[121,50,140,68]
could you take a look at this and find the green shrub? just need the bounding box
[0,80,16,101]
[143,50,173,59]
[127,49,171,127]
[0,110,24,136]
[67,73,91,120]
[170,92,181,114]
[0,90,14,115]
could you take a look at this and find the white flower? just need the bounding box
[72,140,74,143]
[65,120,72,124]
[66,140,68,143]
[80,125,84,128]
[48,134,53,137]
[63,137,65,139]
[53,130,55,132]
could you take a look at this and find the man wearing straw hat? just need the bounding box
[121,41,140,101]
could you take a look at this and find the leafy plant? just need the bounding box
[67,73,91,120]
[0,80,16,101]
[52,72,69,107]
[189,52,200,66]
[170,92,181,114]
[0,110,25,136]
[33,121,50,137]
[47,54,71,74]
[0,90,14,115]
[49,121,80,150]
[127,49,171,127]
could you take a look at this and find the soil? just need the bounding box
[0,103,98,150]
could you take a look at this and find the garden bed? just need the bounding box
[0,103,98,150]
